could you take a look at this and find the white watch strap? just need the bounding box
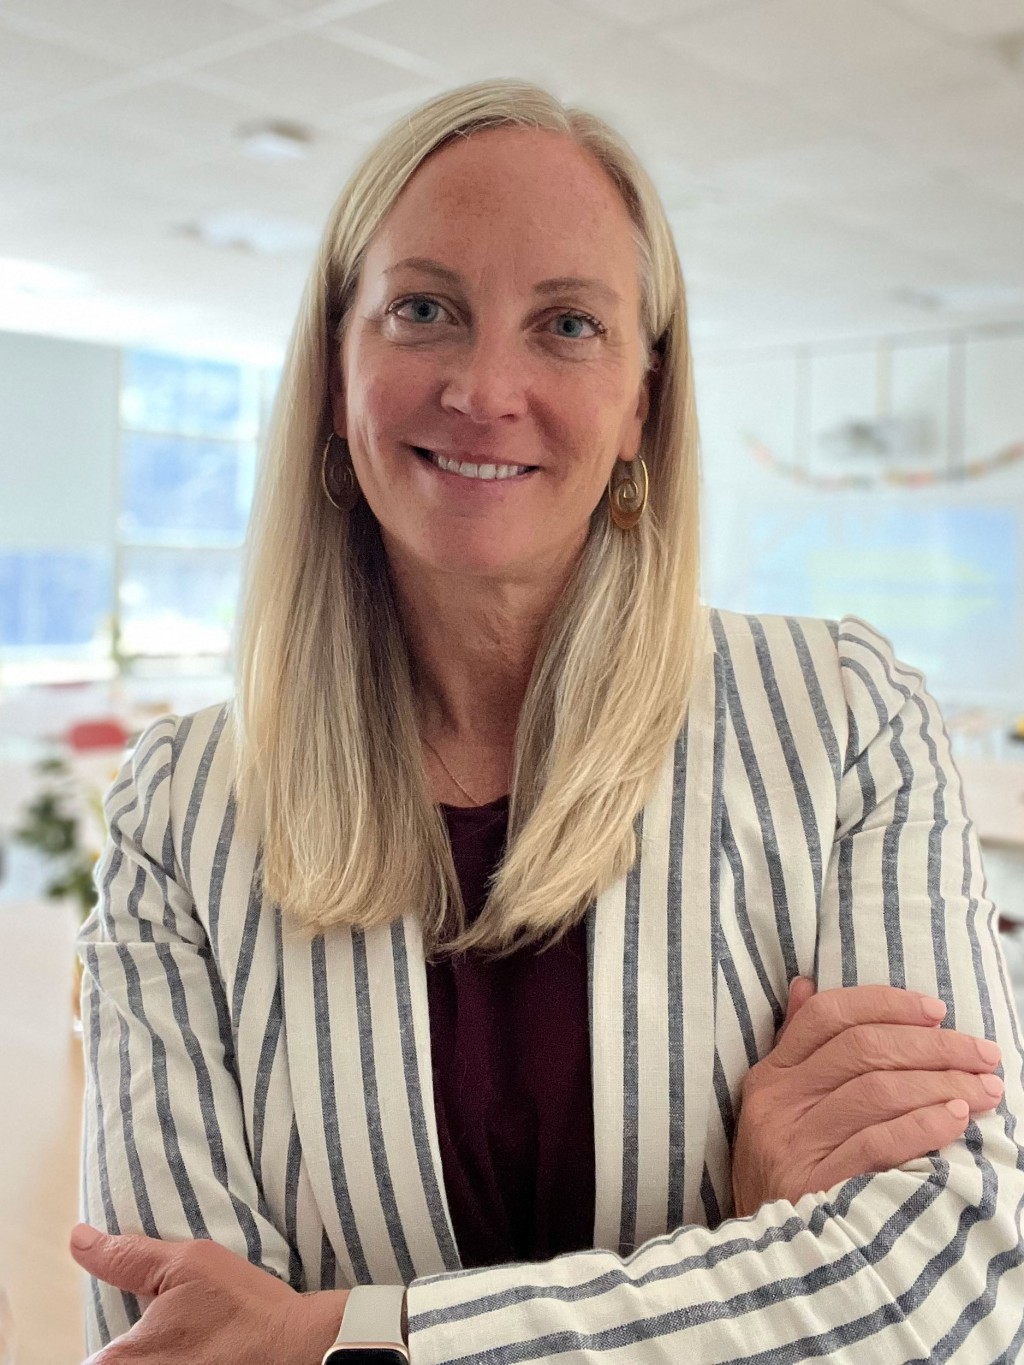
[331,1284,406,1347]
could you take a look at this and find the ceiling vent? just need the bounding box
[895,282,1024,313]
[177,212,318,256]
[991,29,1024,69]
[236,119,314,161]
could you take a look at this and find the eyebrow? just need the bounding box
[385,257,623,307]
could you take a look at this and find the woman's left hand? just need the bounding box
[69,1224,348,1364]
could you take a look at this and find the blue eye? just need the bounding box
[395,296,444,324]
[552,312,601,339]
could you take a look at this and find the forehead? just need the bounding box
[364,126,641,296]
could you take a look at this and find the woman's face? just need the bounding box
[332,126,652,586]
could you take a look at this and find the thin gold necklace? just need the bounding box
[421,734,484,807]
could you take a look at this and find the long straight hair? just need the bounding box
[231,79,705,956]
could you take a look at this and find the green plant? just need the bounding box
[13,755,106,922]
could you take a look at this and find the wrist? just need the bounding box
[291,1288,350,1363]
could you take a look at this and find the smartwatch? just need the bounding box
[321,1285,410,1364]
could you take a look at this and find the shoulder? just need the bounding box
[704,606,933,757]
[706,606,920,687]
[831,616,930,748]
[113,700,236,821]
[707,605,836,656]
[704,605,842,700]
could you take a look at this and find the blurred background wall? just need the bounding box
[1,1,1023,1360]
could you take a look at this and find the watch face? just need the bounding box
[325,1352,408,1364]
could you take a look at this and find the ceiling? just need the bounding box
[0,0,1023,364]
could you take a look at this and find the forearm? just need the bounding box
[405,1136,1024,1364]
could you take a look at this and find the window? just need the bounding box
[116,350,268,661]
[0,548,112,657]
[0,344,275,675]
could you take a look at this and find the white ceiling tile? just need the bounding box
[0,104,360,236]
[671,196,977,307]
[663,0,998,116]
[561,0,743,25]
[333,0,617,85]
[212,0,390,21]
[835,180,1024,281]
[153,139,365,221]
[0,0,264,62]
[71,79,284,159]
[225,0,391,11]
[332,83,475,146]
[972,150,1024,210]
[73,76,368,188]
[0,24,128,113]
[321,24,453,80]
[188,30,427,123]
[0,125,191,225]
[0,217,309,359]
[835,76,1024,179]
[642,156,727,214]
[1,0,1023,356]
[0,165,66,228]
[714,134,926,201]
[884,0,1024,39]
[558,33,820,176]
[219,0,291,12]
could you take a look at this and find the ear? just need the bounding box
[327,343,347,440]
[621,358,656,462]
[636,366,653,429]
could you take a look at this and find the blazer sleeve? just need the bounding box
[404,616,1024,1364]
[77,714,297,1354]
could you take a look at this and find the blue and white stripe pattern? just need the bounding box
[78,610,1024,1361]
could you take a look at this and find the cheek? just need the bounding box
[347,363,419,449]
[553,383,633,469]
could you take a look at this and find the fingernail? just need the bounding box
[71,1224,101,1250]
[981,1074,1004,1097]
[920,997,947,1021]
[946,1099,969,1119]
[977,1040,1002,1065]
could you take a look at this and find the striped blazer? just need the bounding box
[78,610,1024,1362]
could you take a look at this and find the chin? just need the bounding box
[424,541,526,579]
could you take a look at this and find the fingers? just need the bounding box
[68,1227,175,1297]
[797,1022,1002,1097]
[811,1100,975,1195]
[771,984,951,1067]
[802,1066,1004,1152]
[778,977,817,1041]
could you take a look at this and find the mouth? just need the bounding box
[412,446,537,482]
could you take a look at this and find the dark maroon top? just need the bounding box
[426,795,596,1268]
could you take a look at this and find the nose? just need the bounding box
[439,329,528,424]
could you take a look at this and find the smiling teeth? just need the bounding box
[431,451,529,480]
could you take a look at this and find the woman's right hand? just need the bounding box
[730,980,1004,1219]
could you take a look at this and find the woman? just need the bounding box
[72,81,1023,1363]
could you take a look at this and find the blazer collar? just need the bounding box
[589,617,726,1253]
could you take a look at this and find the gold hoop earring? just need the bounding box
[607,456,648,530]
[321,433,360,512]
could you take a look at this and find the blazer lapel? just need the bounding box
[280,616,726,1278]
[590,618,726,1254]
[279,911,460,1285]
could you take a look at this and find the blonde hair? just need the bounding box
[232,79,704,956]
